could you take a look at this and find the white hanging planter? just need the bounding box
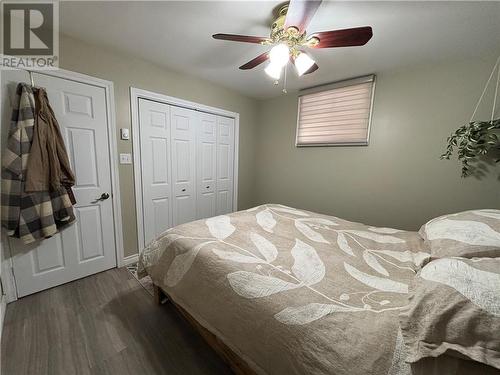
[441,55,500,177]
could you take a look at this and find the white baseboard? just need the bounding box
[121,254,139,266]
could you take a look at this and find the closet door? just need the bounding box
[171,106,197,226]
[216,116,235,215]
[196,113,217,219]
[138,99,172,245]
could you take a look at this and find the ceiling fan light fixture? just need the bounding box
[269,44,290,68]
[213,0,374,80]
[264,62,282,80]
[295,52,315,76]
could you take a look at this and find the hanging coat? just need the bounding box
[1,83,75,244]
[25,88,76,192]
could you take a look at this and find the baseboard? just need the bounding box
[121,254,139,266]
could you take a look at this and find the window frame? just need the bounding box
[295,74,376,147]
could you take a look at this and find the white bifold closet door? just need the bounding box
[138,99,235,247]
[216,116,235,215]
[171,106,197,226]
[138,99,172,243]
[196,113,217,219]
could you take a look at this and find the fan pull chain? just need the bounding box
[469,54,500,123]
[282,64,288,94]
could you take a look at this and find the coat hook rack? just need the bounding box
[28,70,34,87]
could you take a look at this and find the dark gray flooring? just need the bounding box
[1,267,232,375]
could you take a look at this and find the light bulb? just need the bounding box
[265,62,282,80]
[269,44,290,68]
[294,52,315,76]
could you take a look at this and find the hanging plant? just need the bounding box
[442,55,500,177]
[441,119,499,177]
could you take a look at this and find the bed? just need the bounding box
[138,204,499,375]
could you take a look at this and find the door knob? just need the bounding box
[97,192,110,201]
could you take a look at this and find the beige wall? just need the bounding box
[254,56,500,230]
[59,35,258,257]
[59,35,499,255]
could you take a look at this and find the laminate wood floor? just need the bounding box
[1,267,232,375]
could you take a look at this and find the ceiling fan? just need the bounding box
[212,0,373,80]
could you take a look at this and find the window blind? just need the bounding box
[296,75,375,146]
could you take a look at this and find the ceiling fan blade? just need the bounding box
[213,33,270,44]
[308,26,373,48]
[284,0,322,33]
[239,52,269,70]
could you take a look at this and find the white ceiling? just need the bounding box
[60,1,500,98]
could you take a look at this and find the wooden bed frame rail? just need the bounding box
[153,284,256,375]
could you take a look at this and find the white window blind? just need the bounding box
[296,75,375,146]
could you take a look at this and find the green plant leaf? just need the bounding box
[442,119,500,177]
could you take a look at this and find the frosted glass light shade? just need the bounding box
[269,44,290,67]
[295,52,315,76]
[265,62,282,80]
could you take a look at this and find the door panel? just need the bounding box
[32,237,65,274]
[75,205,104,262]
[196,113,217,219]
[171,106,197,226]
[138,99,172,245]
[1,71,117,297]
[153,198,170,237]
[66,127,99,187]
[151,138,168,183]
[216,116,235,215]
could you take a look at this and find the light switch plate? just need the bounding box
[119,153,132,164]
[120,128,130,140]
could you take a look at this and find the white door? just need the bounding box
[1,71,117,297]
[216,116,235,215]
[171,106,197,226]
[196,113,217,219]
[135,96,237,249]
[138,99,172,246]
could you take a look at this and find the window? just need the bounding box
[296,75,375,147]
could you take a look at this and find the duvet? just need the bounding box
[138,204,494,375]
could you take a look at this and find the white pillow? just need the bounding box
[419,209,500,258]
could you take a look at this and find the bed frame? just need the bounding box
[153,284,256,375]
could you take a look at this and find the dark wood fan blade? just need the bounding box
[308,26,373,48]
[239,52,269,70]
[212,33,269,44]
[284,0,322,33]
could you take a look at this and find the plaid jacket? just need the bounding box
[1,83,75,244]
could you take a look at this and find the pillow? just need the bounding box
[419,209,500,258]
[399,257,500,370]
